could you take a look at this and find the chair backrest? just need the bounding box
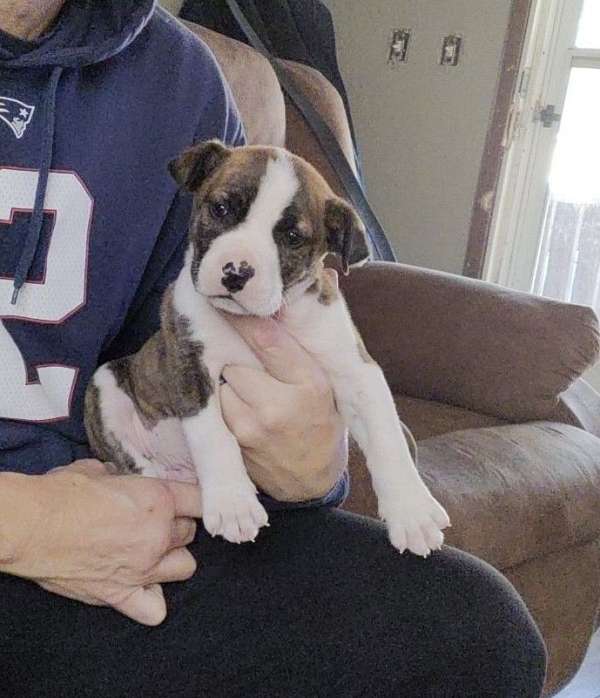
[186,23,286,148]
[185,21,356,198]
[278,58,357,198]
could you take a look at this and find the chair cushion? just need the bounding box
[343,421,600,571]
[418,422,600,570]
[394,394,509,441]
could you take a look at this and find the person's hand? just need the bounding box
[4,459,201,626]
[220,277,347,502]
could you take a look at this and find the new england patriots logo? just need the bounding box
[0,97,35,139]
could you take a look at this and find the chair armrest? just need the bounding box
[341,262,600,423]
[557,379,600,439]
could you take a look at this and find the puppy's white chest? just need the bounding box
[202,318,263,373]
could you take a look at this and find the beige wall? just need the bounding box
[323,0,512,274]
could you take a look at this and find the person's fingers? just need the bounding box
[221,364,289,407]
[220,382,264,446]
[46,459,110,477]
[148,547,197,584]
[167,517,197,550]
[112,584,167,626]
[160,480,202,518]
[36,580,104,606]
[223,315,322,385]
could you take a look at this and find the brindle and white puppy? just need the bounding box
[85,141,450,556]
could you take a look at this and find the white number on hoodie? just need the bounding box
[0,168,92,422]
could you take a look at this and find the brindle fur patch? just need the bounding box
[159,286,214,418]
[274,158,334,289]
[84,382,140,473]
[110,340,173,429]
[85,287,214,469]
[114,285,214,426]
[188,149,270,285]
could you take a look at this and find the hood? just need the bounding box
[0,0,156,69]
[1,0,156,304]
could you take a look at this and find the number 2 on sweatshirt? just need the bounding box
[0,168,93,421]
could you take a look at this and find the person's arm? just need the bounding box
[0,461,201,626]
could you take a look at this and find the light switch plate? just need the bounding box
[388,29,411,65]
[441,34,462,66]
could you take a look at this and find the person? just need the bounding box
[0,1,547,696]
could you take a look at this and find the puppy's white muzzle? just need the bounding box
[197,230,283,317]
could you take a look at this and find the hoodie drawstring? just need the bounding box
[11,65,63,305]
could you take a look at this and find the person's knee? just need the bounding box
[523,621,548,694]
[358,544,548,696]
[447,549,548,695]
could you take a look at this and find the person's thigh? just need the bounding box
[1,508,546,697]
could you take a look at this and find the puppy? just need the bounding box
[84,141,450,556]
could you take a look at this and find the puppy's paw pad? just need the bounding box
[202,510,223,538]
[379,486,450,558]
[388,521,440,558]
[202,489,269,544]
[423,524,445,552]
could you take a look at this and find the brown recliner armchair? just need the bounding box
[186,21,600,696]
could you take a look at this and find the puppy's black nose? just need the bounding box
[221,260,255,293]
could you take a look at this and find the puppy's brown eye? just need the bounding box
[285,229,305,248]
[210,201,229,219]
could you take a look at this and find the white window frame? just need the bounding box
[483,0,592,290]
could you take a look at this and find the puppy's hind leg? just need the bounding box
[86,365,161,477]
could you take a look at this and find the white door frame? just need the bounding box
[483,0,585,290]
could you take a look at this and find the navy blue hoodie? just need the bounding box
[0,1,346,508]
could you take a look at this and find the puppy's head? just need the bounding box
[169,140,370,317]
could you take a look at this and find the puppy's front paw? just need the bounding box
[202,487,269,544]
[378,480,450,558]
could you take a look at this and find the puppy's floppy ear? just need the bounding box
[168,139,231,192]
[325,198,371,275]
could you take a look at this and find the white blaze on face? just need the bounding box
[197,150,300,316]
